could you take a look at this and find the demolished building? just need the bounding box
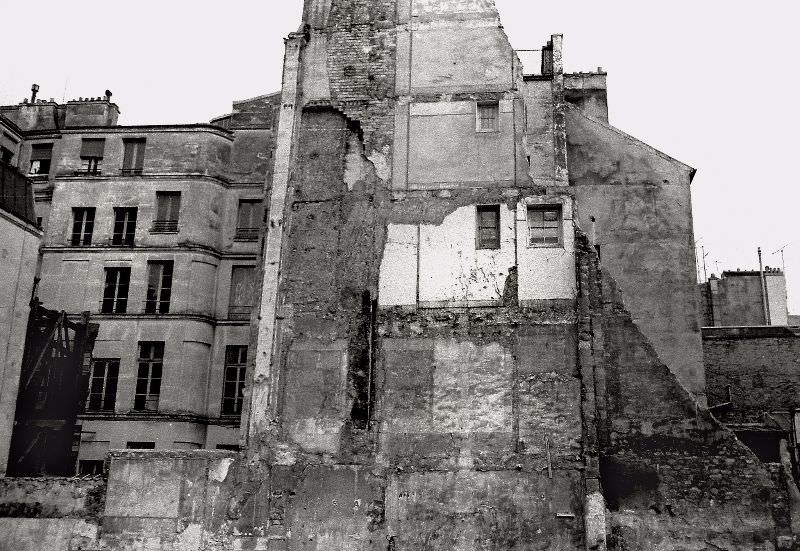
[0,0,798,549]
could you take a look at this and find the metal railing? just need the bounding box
[120,168,143,176]
[234,227,260,241]
[228,306,252,321]
[150,220,179,233]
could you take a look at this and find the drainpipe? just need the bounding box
[758,247,772,325]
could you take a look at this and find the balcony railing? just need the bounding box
[234,227,260,241]
[150,220,179,233]
[143,300,171,315]
[228,306,252,321]
[120,168,143,176]
[72,169,103,176]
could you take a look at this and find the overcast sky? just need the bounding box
[2,0,798,312]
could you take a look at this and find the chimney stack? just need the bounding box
[30,83,40,103]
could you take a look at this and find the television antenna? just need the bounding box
[772,244,790,272]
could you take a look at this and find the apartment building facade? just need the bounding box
[0,91,278,472]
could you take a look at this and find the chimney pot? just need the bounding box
[30,83,39,103]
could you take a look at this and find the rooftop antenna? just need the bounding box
[701,246,709,282]
[62,76,69,103]
[694,238,703,283]
[772,243,790,272]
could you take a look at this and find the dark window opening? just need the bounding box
[145,261,173,314]
[229,266,255,320]
[29,143,52,175]
[235,199,263,241]
[151,191,181,233]
[101,267,130,314]
[0,146,13,164]
[71,207,95,245]
[216,444,240,451]
[349,291,377,429]
[121,138,146,175]
[222,345,247,416]
[86,359,119,411]
[112,207,137,246]
[126,441,155,449]
[736,431,782,463]
[78,460,105,475]
[78,138,105,175]
[476,205,501,250]
[134,342,163,412]
[527,206,562,246]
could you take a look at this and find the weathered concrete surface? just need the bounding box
[0,196,41,476]
[575,235,796,550]
[704,327,800,424]
[567,105,705,402]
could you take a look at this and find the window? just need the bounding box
[0,146,12,164]
[216,444,241,451]
[78,460,105,475]
[235,199,263,241]
[126,441,155,449]
[112,207,137,246]
[476,205,501,249]
[145,261,173,314]
[134,342,163,411]
[101,267,131,313]
[71,207,95,245]
[229,266,255,320]
[476,102,500,132]
[152,191,181,233]
[222,345,247,416]
[527,206,562,246]
[122,138,146,175]
[86,359,119,411]
[29,143,52,175]
[79,138,105,175]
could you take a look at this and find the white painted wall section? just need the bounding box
[516,196,576,303]
[379,200,576,308]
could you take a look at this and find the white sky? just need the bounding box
[2,0,798,312]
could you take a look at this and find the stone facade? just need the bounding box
[0,92,280,468]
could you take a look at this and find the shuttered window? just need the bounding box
[476,205,501,249]
[122,138,146,175]
[229,266,255,320]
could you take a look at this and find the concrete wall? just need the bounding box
[379,197,575,308]
[575,236,794,551]
[50,128,232,179]
[704,328,800,423]
[567,105,705,400]
[0,211,41,476]
[564,72,608,123]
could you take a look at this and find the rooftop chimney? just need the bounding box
[30,83,39,103]
[105,90,112,101]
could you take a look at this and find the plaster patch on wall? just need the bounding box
[208,457,234,482]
